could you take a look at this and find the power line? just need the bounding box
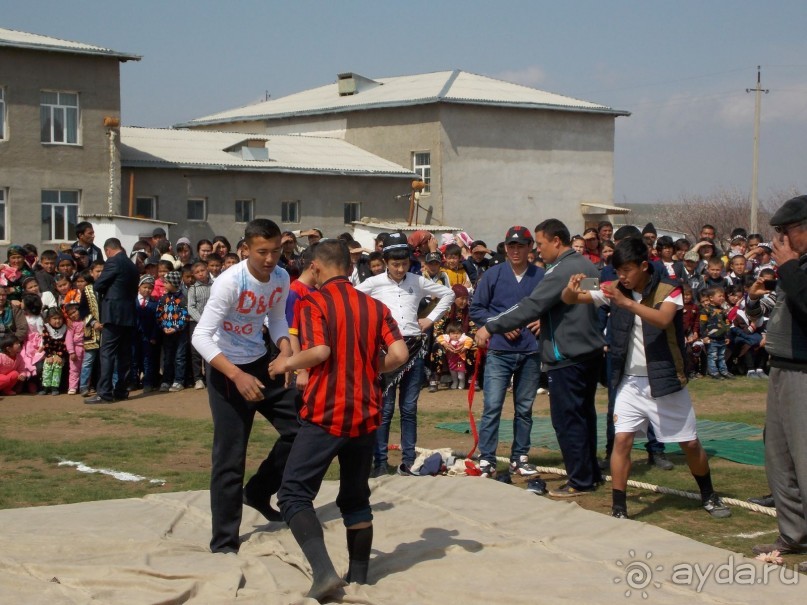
[572,66,751,96]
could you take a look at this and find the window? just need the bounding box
[235,199,254,223]
[41,190,79,241]
[187,198,206,221]
[413,152,431,193]
[344,202,361,224]
[40,91,79,144]
[281,200,300,223]
[0,87,5,140]
[0,189,6,241]
[135,196,157,219]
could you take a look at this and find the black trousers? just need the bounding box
[278,421,375,527]
[97,323,133,400]
[548,356,604,490]
[208,353,302,553]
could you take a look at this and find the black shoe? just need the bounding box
[611,506,629,519]
[85,395,113,404]
[242,492,283,522]
[720,372,735,380]
[526,478,547,495]
[50,388,60,396]
[396,463,419,476]
[370,465,388,478]
[598,457,610,471]
[648,453,674,471]
[747,494,775,508]
[113,393,129,402]
[752,537,807,556]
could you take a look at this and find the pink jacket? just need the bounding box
[21,330,44,376]
[0,352,29,379]
[65,320,85,354]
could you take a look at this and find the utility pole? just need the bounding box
[746,66,768,233]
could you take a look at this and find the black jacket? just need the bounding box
[94,251,139,327]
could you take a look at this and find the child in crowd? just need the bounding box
[64,302,84,395]
[156,271,189,393]
[442,244,472,288]
[599,240,615,269]
[367,251,385,277]
[21,276,40,297]
[64,270,89,307]
[187,261,212,390]
[726,284,767,378]
[133,275,159,392]
[727,254,748,287]
[181,265,194,296]
[56,254,76,281]
[41,307,68,395]
[681,285,701,379]
[152,260,173,299]
[436,321,473,389]
[206,256,223,279]
[656,236,677,278]
[35,249,58,297]
[0,334,29,395]
[41,273,70,310]
[78,273,102,396]
[702,257,730,291]
[21,294,44,393]
[223,253,240,271]
[699,286,733,380]
[422,252,451,286]
[571,235,586,254]
[562,236,731,520]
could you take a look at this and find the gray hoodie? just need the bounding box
[485,249,605,369]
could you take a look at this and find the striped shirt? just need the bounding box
[298,276,402,438]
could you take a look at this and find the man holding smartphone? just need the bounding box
[748,196,807,570]
[476,219,605,496]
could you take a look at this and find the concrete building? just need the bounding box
[178,70,631,242]
[0,28,140,252]
[119,127,417,245]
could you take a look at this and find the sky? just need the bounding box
[4,0,807,204]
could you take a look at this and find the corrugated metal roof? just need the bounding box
[119,127,416,178]
[0,27,140,61]
[178,69,629,127]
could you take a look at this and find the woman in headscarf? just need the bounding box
[0,286,28,342]
[428,284,478,391]
[407,230,434,276]
[5,246,34,306]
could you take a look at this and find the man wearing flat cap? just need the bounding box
[749,195,807,571]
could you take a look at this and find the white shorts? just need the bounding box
[613,375,698,443]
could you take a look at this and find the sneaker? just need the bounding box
[370,465,388,479]
[509,455,539,476]
[37,389,47,395]
[50,388,60,396]
[708,373,724,380]
[720,372,734,380]
[159,383,170,392]
[747,494,775,508]
[78,388,89,396]
[702,493,731,518]
[648,453,674,471]
[428,382,438,393]
[478,460,497,479]
[611,506,629,519]
[67,389,77,395]
[536,387,549,395]
[526,477,547,495]
[396,463,419,476]
[168,383,184,392]
[194,379,205,390]
[548,482,596,498]
[755,369,768,379]
[746,370,759,379]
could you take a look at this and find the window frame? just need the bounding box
[40,90,80,145]
[0,87,6,141]
[235,198,254,223]
[0,188,7,243]
[41,189,80,242]
[134,196,157,220]
[413,151,431,193]
[344,201,361,224]
[281,200,300,224]
[187,197,207,222]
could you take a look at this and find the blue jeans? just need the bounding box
[707,341,728,375]
[375,356,423,468]
[161,331,187,386]
[478,350,541,466]
[79,348,98,392]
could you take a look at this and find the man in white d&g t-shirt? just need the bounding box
[193,219,301,554]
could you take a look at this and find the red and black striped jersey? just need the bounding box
[298,276,402,437]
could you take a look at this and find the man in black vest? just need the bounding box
[749,196,807,568]
[86,238,139,404]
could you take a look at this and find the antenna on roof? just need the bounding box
[265,90,270,101]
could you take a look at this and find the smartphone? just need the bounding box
[580,277,600,291]
[763,279,778,291]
